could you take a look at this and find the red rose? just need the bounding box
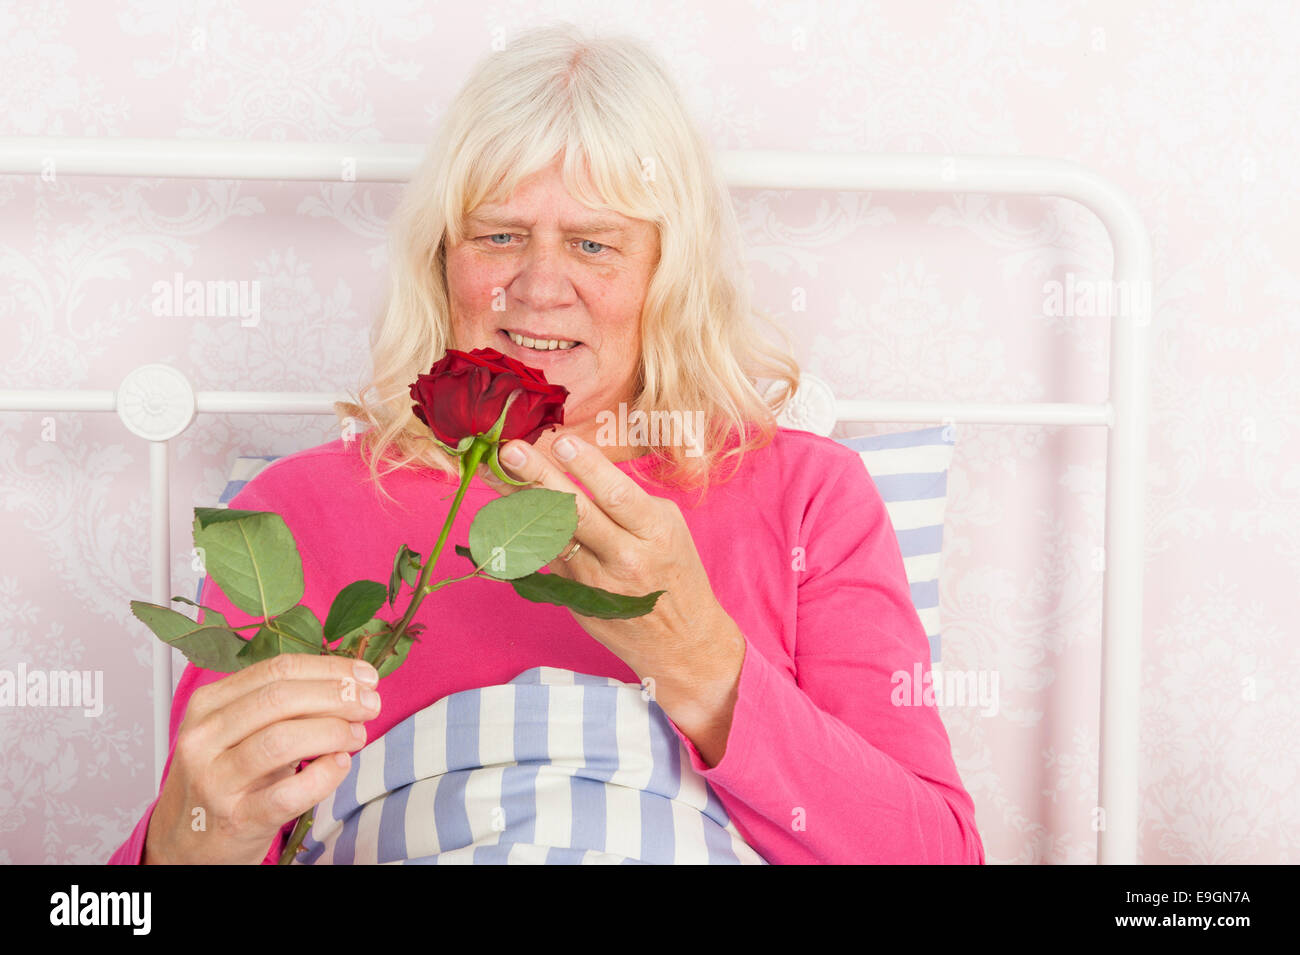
[409,347,567,447]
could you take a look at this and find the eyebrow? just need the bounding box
[466,211,629,238]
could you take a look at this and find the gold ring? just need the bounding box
[561,539,582,562]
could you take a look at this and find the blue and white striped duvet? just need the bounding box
[295,666,767,865]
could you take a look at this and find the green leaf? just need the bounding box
[171,597,230,630]
[454,542,493,572]
[361,621,420,676]
[373,630,417,678]
[130,600,248,673]
[337,617,388,654]
[388,550,402,605]
[324,580,388,641]
[387,545,422,607]
[194,506,275,528]
[357,621,423,676]
[360,625,396,668]
[400,551,422,587]
[236,605,324,664]
[192,509,304,618]
[508,573,665,620]
[426,434,476,458]
[468,488,577,580]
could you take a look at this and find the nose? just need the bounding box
[511,240,578,310]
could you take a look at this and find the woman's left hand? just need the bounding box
[484,433,746,766]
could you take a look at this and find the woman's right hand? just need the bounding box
[142,654,382,865]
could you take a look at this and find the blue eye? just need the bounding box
[481,234,606,254]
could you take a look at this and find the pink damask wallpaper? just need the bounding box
[0,0,1295,864]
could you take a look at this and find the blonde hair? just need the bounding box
[335,21,800,510]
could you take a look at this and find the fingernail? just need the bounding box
[350,722,367,743]
[361,688,381,711]
[554,436,577,461]
[353,661,379,686]
[501,444,525,467]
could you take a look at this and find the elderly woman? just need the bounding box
[111,23,982,865]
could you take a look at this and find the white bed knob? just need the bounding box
[764,372,837,436]
[116,364,197,441]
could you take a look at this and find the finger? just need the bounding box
[216,717,368,794]
[244,760,300,795]
[528,434,661,540]
[480,468,523,496]
[188,653,379,722]
[545,535,596,580]
[237,750,355,836]
[198,676,382,758]
[497,437,626,561]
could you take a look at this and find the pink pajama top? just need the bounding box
[109,427,983,864]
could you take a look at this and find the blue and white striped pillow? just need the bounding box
[834,426,955,664]
[215,454,284,504]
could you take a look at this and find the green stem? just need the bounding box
[277,809,314,865]
[425,570,482,592]
[390,438,488,643]
[275,437,490,866]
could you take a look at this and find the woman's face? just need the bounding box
[444,158,660,457]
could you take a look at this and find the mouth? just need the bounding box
[497,328,586,362]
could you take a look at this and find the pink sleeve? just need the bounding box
[106,795,161,865]
[108,483,295,865]
[667,449,984,864]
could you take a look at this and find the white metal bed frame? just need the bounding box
[0,136,1150,864]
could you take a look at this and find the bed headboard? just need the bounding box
[0,137,1152,864]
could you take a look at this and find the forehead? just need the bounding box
[467,163,640,237]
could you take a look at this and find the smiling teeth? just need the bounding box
[508,331,579,351]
